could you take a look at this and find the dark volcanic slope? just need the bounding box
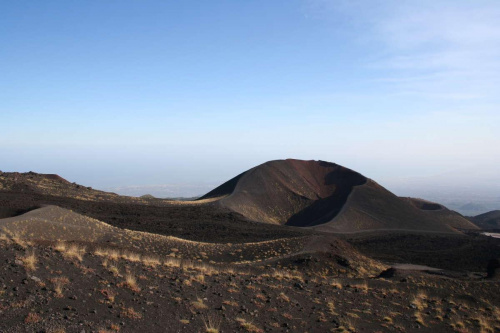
[201,159,479,233]
[470,210,500,230]
[344,230,500,272]
[0,170,311,242]
[0,191,311,243]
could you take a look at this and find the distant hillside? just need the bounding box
[0,171,166,205]
[201,159,479,233]
[469,210,500,230]
[0,171,114,199]
[106,183,214,198]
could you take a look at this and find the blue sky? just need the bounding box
[1,0,499,193]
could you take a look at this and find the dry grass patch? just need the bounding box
[192,297,208,309]
[122,273,140,292]
[94,247,107,257]
[410,291,427,311]
[327,300,336,315]
[0,233,9,243]
[277,292,290,302]
[193,274,205,284]
[107,265,120,277]
[349,281,369,292]
[94,247,120,260]
[236,317,263,333]
[222,300,238,307]
[449,318,466,330]
[24,312,42,324]
[122,251,141,262]
[434,307,444,321]
[164,257,182,267]
[54,242,67,252]
[107,249,120,261]
[330,279,343,289]
[222,267,235,274]
[413,311,425,326]
[11,232,30,248]
[61,244,86,261]
[347,312,360,319]
[183,261,219,275]
[472,316,494,333]
[51,276,70,298]
[142,255,161,267]
[203,314,221,333]
[21,250,37,271]
[121,307,142,319]
[271,269,303,281]
[100,288,116,303]
[337,318,356,332]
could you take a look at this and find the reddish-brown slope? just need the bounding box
[402,197,444,211]
[202,159,479,233]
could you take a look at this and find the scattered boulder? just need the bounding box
[486,258,500,279]
[377,268,397,279]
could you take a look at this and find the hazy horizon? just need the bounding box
[2,1,499,206]
[1,157,499,215]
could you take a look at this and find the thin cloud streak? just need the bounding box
[311,0,500,101]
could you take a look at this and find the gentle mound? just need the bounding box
[0,206,313,263]
[0,205,118,243]
[202,159,479,233]
[0,206,384,274]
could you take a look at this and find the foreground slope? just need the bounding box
[201,159,478,233]
[0,171,311,243]
[1,206,499,332]
[2,234,499,333]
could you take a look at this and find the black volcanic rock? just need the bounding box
[487,258,500,279]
